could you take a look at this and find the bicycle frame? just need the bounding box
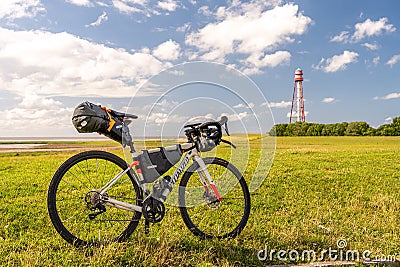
[100,142,221,213]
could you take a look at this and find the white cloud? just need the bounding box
[187,113,214,123]
[266,101,291,108]
[111,0,144,14]
[147,112,187,126]
[157,0,178,12]
[176,22,191,32]
[0,0,45,20]
[352,17,395,42]
[373,56,380,65]
[198,5,212,16]
[185,3,312,74]
[313,50,358,73]
[382,93,400,100]
[152,39,181,60]
[243,50,291,70]
[233,102,254,109]
[361,42,378,50]
[19,92,62,108]
[0,27,167,98]
[322,97,335,103]
[148,99,180,112]
[0,93,74,136]
[66,0,92,6]
[221,112,249,122]
[331,17,395,43]
[241,67,263,75]
[111,0,182,16]
[96,1,109,7]
[385,117,393,122]
[168,69,184,76]
[233,103,245,108]
[152,27,167,32]
[86,11,108,27]
[330,31,350,43]
[386,54,400,67]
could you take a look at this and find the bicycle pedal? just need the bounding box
[144,220,150,235]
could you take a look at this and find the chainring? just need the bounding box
[142,197,165,223]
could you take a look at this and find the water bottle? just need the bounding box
[152,176,172,202]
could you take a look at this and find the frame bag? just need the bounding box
[134,145,182,183]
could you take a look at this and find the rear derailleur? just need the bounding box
[85,190,107,220]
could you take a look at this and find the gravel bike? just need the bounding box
[47,102,250,246]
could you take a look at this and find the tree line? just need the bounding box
[270,117,400,136]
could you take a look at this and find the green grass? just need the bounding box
[0,137,400,266]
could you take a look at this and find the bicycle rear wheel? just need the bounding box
[47,150,142,246]
[178,157,250,239]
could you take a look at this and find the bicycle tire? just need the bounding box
[178,157,250,239]
[47,150,142,246]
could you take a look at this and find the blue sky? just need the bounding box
[0,0,399,137]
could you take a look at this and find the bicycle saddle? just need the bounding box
[109,110,138,120]
[184,122,201,128]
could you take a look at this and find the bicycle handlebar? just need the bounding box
[184,116,235,150]
[199,121,222,132]
[198,116,228,131]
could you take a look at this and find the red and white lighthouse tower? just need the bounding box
[289,68,305,123]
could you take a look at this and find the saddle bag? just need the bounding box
[71,101,123,143]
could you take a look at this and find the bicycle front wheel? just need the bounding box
[47,150,142,246]
[178,157,250,239]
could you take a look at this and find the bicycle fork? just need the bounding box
[193,155,222,203]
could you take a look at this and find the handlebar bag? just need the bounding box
[198,137,216,152]
[134,145,182,183]
[72,101,123,143]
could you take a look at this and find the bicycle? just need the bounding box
[47,102,250,247]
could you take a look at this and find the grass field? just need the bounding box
[0,137,399,266]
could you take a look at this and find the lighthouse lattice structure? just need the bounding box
[289,68,305,123]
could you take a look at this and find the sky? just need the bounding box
[0,0,400,137]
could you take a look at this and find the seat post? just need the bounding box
[122,124,135,153]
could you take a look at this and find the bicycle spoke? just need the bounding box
[62,212,82,223]
[65,168,92,191]
[76,161,96,189]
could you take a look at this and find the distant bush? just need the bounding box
[270,117,400,136]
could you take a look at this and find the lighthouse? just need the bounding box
[289,68,305,123]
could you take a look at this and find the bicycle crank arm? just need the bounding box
[104,198,142,213]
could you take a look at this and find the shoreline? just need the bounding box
[0,137,186,154]
[0,136,183,142]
